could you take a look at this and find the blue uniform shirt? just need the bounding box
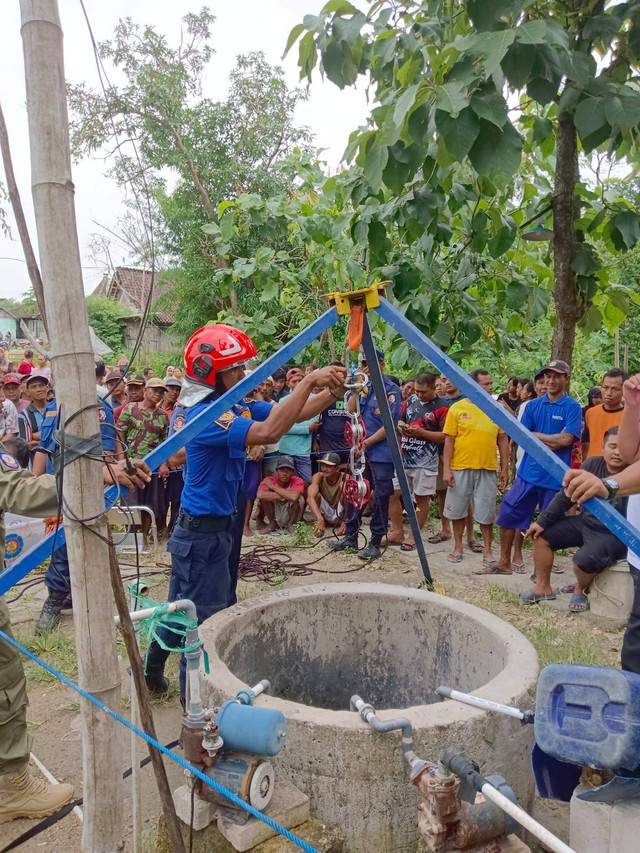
[38,397,116,474]
[359,377,401,464]
[518,392,582,487]
[180,395,271,517]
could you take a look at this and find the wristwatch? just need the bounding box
[602,478,620,499]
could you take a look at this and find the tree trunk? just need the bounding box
[551,112,580,367]
[0,100,49,336]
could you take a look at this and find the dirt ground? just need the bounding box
[3,516,626,851]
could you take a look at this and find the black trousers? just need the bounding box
[621,564,640,675]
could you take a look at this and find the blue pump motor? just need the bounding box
[215,700,287,757]
[534,664,640,772]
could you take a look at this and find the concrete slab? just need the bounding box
[217,778,310,852]
[173,783,216,831]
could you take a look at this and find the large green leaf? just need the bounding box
[470,87,508,128]
[468,119,522,183]
[574,97,611,152]
[572,243,601,276]
[579,305,602,333]
[364,143,388,192]
[531,116,553,142]
[516,19,568,47]
[502,41,535,88]
[332,11,366,45]
[610,210,640,251]
[284,23,306,57]
[505,279,530,308]
[323,38,359,88]
[435,107,480,160]
[454,30,516,77]
[434,81,470,117]
[393,83,421,129]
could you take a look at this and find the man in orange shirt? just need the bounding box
[582,368,626,458]
[442,370,509,566]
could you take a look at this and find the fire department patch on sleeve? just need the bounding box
[0,453,19,469]
[215,411,236,430]
[98,407,107,422]
[174,415,185,431]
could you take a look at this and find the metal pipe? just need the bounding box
[435,686,534,724]
[351,695,427,770]
[236,679,271,705]
[440,749,577,853]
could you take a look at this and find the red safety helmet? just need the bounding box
[183,324,257,387]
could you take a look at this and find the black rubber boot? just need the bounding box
[35,592,68,634]
[358,540,382,561]
[144,640,171,696]
[327,536,358,552]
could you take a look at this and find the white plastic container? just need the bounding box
[590,561,634,622]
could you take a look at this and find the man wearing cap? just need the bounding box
[162,377,182,416]
[2,375,28,416]
[115,373,145,422]
[105,370,128,409]
[118,377,170,541]
[492,360,582,575]
[307,452,347,537]
[256,456,305,534]
[18,374,50,448]
[329,348,401,560]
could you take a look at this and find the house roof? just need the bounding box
[93,266,175,325]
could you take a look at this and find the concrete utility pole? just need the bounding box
[20,2,123,850]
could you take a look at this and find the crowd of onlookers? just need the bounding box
[0,337,632,616]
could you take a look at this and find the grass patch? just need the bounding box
[474,584,624,669]
[16,629,78,685]
[293,521,315,546]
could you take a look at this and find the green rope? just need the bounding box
[126,585,209,673]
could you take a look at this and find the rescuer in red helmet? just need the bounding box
[144,324,346,699]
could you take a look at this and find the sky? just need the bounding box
[0,0,369,300]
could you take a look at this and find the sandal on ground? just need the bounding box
[467,539,484,553]
[401,543,416,552]
[521,589,556,604]
[561,584,576,594]
[475,564,512,575]
[447,552,463,563]
[551,563,564,574]
[511,562,526,574]
[428,532,451,544]
[569,592,589,612]
[482,558,497,568]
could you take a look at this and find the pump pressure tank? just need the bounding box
[215,700,287,757]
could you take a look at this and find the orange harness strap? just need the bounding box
[347,303,365,353]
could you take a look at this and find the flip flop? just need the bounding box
[561,584,576,594]
[428,533,451,544]
[467,540,484,553]
[447,552,463,563]
[511,562,526,574]
[521,589,556,604]
[386,539,404,547]
[551,564,564,574]
[569,592,589,612]
[475,564,512,575]
[401,543,416,552]
[482,558,497,568]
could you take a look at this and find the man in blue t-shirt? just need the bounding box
[492,361,582,575]
[328,349,401,561]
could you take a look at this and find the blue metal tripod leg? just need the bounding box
[361,316,433,585]
[375,298,640,556]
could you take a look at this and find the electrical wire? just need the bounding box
[78,0,157,370]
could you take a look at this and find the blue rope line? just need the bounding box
[0,628,320,853]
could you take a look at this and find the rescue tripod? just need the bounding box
[4,284,640,597]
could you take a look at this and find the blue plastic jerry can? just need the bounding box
[534,664,640,772]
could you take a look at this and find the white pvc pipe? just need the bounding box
[114,601,182,625]
[30,752,83,824]
[480,781,577,853]
[436,687,527,721]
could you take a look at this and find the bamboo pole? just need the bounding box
[19,2,123,849]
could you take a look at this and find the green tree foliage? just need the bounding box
[85,295,131,351]
[287,0,640,365]
[67,10,312,334]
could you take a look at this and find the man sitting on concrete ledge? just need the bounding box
[522,427,628,611]
[257,455,305,535]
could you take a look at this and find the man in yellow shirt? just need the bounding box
[442,370,509,566]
